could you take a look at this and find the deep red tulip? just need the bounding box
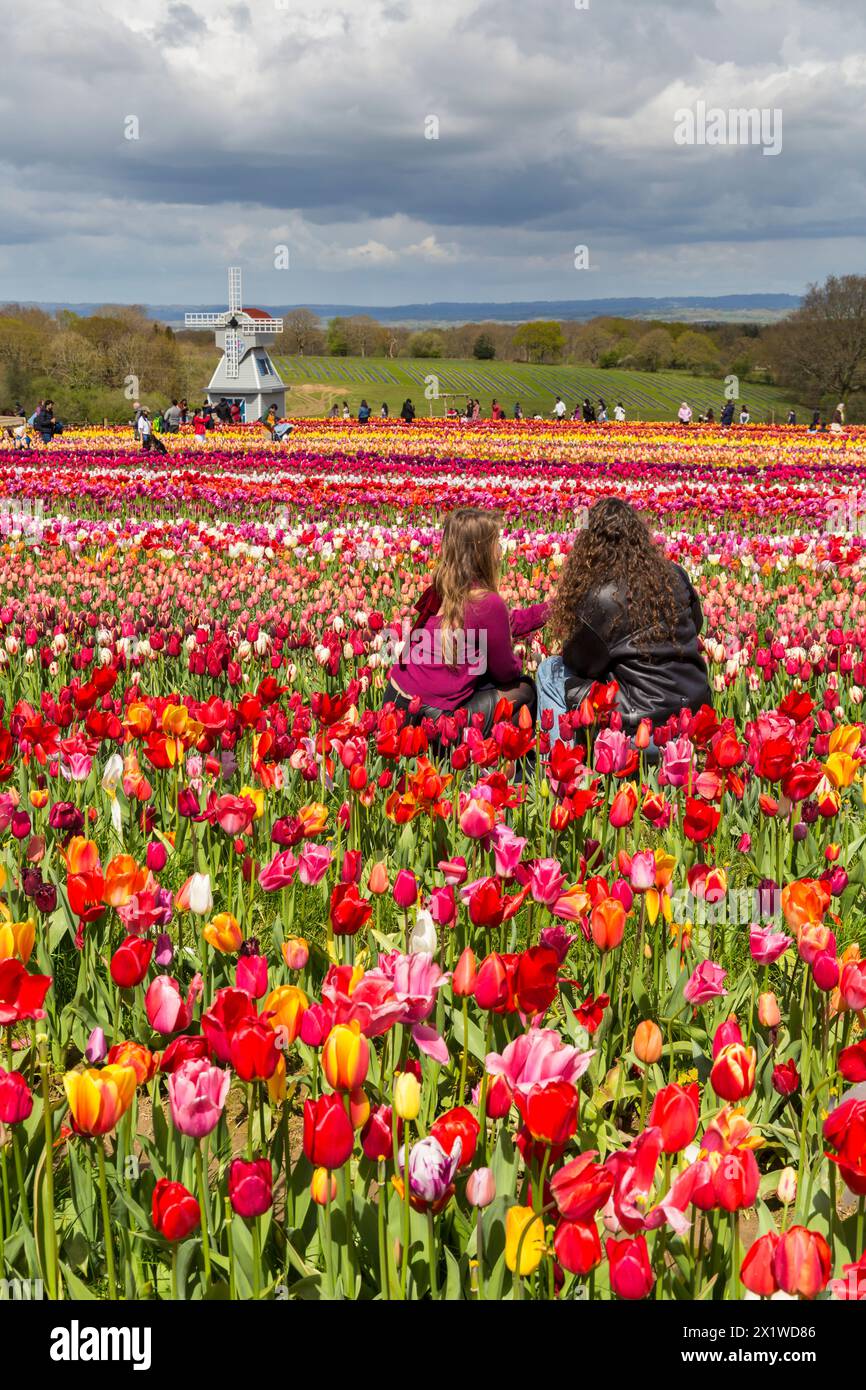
[228,1157,273,1218]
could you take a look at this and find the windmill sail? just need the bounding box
[224,329,240,378]
[228,267,242,314]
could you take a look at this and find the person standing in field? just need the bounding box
[720,400,735,427]
[739,405,750,424]
[553,395,566,420]
[401,398,416,422]
[614,402,626,421]
[380,402,389,418]
[678,401,692,425]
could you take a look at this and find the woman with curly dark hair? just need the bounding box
[537,498,712,733]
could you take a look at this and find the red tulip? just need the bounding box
[200,987,257,1063]
[0,959,52,1023]
[430,1107,479,1169]
[554,1219,602,1275]
[710,1043,756,1102]
[550,1150,614,1221]
[303,1093,354,1169]
[229,1016,279,1080]
[329,882,372,936]
[152,1178,200,1241]
[711,1147,760,1211]
[0,1068,33,1124]
[773,1226,831,1299]
[740,1231,780,1295]
[518,1079,579,1146]
[606,1235,653,1300]
[110,935,154,989]
[648,1082,699,1153]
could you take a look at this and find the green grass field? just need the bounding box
[273,355,803,422]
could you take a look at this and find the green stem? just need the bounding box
[96,1138,117,1299]
[195,1145,212,1285]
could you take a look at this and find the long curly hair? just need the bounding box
[549,498,680,654]
[434,507,502,664]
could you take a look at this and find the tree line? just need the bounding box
[1,275,865,422]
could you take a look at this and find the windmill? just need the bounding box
[185,266,288,422]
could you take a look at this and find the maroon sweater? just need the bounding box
[388,590,549,711]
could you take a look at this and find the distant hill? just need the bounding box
[10,294,800,328]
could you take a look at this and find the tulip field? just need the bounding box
[1,416,866,1305]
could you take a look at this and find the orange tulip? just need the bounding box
[203,912,243,953]
[590,897,626,952]
[63,1064,137,1135]
[262,984,309,1046]
[781,878,831,932]
[62,836,101,875]
[106,1041,157,1085]
[633,1020,663,1064]
[103,854,147,907]
[298,802,328,836]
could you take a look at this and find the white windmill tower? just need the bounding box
[185,266,288,421]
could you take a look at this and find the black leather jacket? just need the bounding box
[562,563,712,732]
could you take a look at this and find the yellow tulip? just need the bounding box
[203,912,243,953]
[393,1071,421,1121]
[239,785,265,819]
[0,917,35,964]
[504,1205,546,1276]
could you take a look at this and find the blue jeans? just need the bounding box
[536,655,575,729]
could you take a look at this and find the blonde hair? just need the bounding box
[435,508,502,665]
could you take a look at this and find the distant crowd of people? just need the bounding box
[1,392,852,447]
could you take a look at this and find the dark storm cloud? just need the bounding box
[0,0,864,302]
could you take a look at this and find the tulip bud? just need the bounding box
[777,1166,797,1206]
[146,840,168,873]
[367,860,389,895]
[392,869,418,909]
[757,991,781,1028]
[281,936,309,971]
[310,1166,338,1206]
[466,1166,495,1208]
[452,946,477,998]
[188,872,213,916]
[393,1070,421,1121]
[633,1020,663,1065]
[85,1026,107,1064]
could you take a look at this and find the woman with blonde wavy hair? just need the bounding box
[383,507,548,731]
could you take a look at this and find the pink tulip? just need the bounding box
[485,1028,594,1098]
[168,1058,230,1138]
[683,960,728,1006]
[528,858,567,906]
[298,844,331,886]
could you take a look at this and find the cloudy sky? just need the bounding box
[1,0,864,307]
